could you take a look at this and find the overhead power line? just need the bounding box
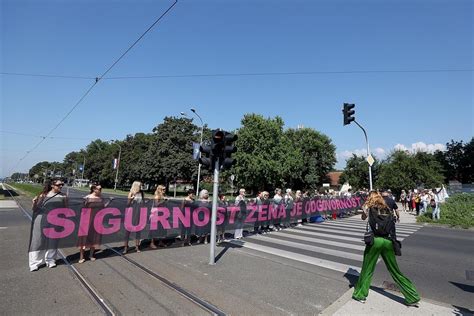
[6,0,178,175]
[0,130,90,140]
[1,68,472,80]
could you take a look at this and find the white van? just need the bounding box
[72,179,90,187]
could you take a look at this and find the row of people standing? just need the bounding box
[28,181,363,270]
[399,188,443,219]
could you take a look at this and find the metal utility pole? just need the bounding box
[191,108,204,195]
[81,156,86,184]
[343,103,373,191]
[114,143,122,191]
[209,157,220,265]
[354,121,373,191]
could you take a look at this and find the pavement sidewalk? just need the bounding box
[320,285,458,315]
[320,207,460,315]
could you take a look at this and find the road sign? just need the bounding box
[367,154,375,166]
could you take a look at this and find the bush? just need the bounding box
[417,193,474,228]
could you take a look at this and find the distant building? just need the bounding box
[327,171,343,188]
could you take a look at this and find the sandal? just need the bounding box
[78,259,85,264]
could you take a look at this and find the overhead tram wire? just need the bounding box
[0,72,94,80]
[1,68,473,80]
[6,0,178,176]
[104,68,474,79]
[0,130,91,140]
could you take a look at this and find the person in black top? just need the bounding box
[381,189,400,222]
[353,191,419,306]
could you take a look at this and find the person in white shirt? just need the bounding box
[234,188,247,239]
[431,188,442,220]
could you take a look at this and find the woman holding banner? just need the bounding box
[79,183,113,262]
[29,179,66,271]
[124,181,145,253]
[150,185,168,249]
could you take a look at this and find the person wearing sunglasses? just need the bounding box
[29,179,67,271]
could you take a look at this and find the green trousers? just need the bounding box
[353,237,420,304]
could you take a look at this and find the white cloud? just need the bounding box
[338,149,366,160]
[394,144,408,151]
[338,147,386,161]
[394,142,445,153]
[374,147,386,156]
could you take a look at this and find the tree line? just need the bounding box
[15,113,472,195]
[22,114,337,194]
[340,138,474,196]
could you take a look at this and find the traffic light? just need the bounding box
[343,103,355,126]
[221,132,238,170]
[199,129,238,170]
[211,130,225,155]
[199,142,213,169]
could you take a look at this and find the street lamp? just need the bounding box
[182,108,204,195]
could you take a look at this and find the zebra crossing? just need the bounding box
[229,217,422,276]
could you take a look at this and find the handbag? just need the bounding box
[364,221,374,246]
[392,239,402,256]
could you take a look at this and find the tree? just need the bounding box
[285,128,336,190]
[435,138,474,184]
[29,161,55,183]
[461,138,474,183]
[141,117,202,190]
[340,154,380,190]
[233,114,288,193]
[118,133,152,186]
[376,150,444,197]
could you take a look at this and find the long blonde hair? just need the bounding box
[130,181,142,195]
[364,191,391,216]
[154,185,166,201]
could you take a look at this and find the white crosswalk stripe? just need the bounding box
[229,216,422,276]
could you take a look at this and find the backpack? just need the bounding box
[369,208,395,238]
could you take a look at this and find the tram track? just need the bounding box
[4,184,226,316]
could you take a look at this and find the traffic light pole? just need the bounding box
[354,120,373,191]
[209,158,219,265]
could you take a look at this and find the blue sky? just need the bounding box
[1,0,473,178]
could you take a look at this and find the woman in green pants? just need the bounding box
[352,191,420,306]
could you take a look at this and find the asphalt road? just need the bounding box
[3,184,473,315]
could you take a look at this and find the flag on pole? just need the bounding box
[192,142,200,160]
[113,158,118,170]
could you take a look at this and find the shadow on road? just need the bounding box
[449,281,474,293]
[452,304,474,316]
[343,268,359,288]
[1,187,19,197]
[215,241,243,263]
[370,286,406,305]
